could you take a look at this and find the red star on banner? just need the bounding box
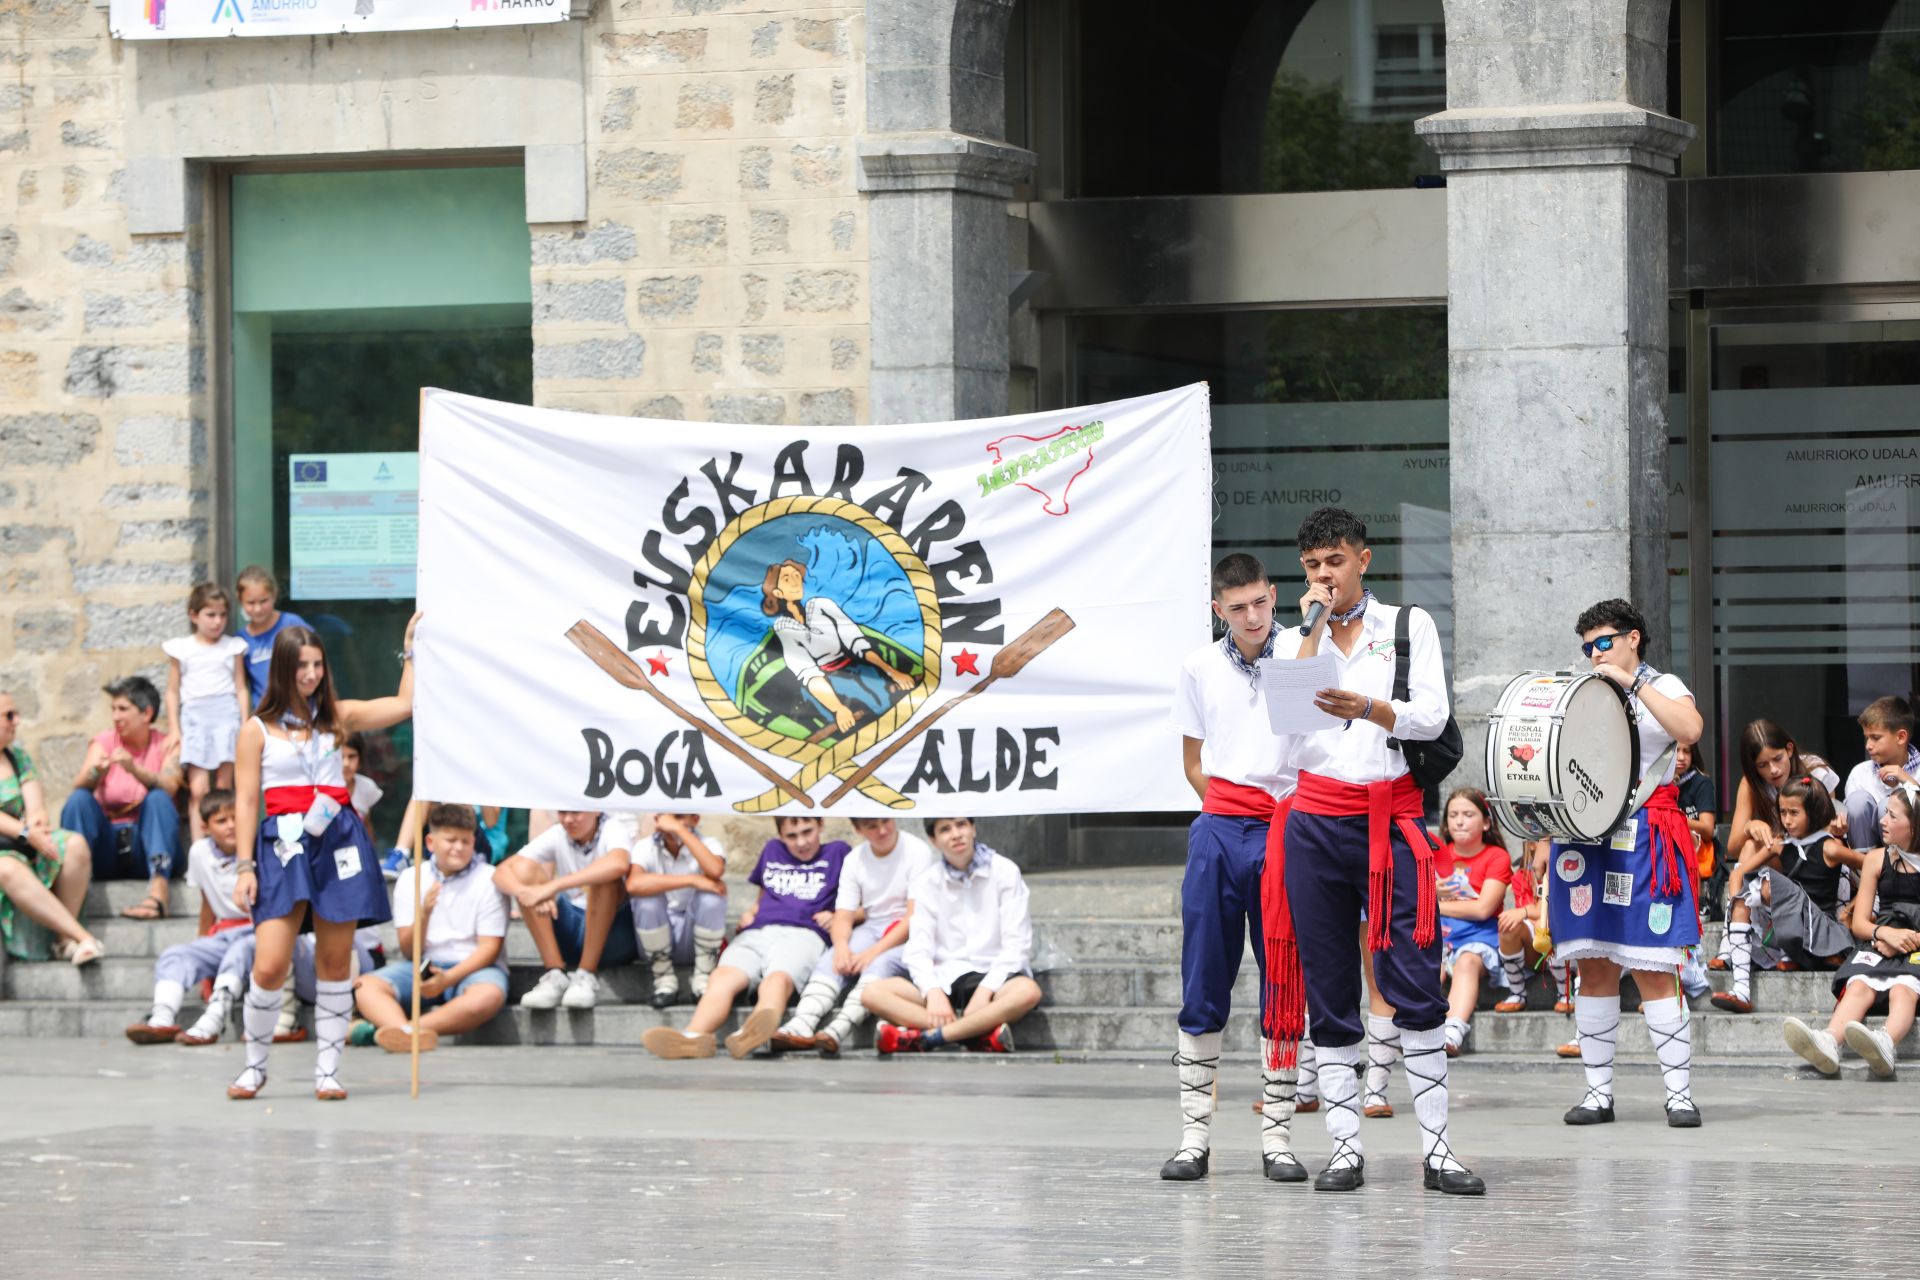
[647,652,672,677]
[952,649,980,677]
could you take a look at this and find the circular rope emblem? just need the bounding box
[686,495,943,812]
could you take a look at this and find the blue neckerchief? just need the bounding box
[1330,589,1374,625]
[941,840,995,884]
[1219,625,1276,689]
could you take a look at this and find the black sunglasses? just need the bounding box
[1580,632,1631,658]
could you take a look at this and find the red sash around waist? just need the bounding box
[1639,783,1695,903]
[1197,778,1306,1070]
[1203,778,1277,818]
[207,914,252,935]
[262,785,352,818]
[1292,771,1439,954]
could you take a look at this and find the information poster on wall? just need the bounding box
[110,0,569,41]
[288,453,419,601]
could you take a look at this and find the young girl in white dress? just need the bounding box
[162,583,250,842]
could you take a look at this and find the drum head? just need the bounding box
[1553,676,1636,841]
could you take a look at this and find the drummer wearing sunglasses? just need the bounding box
[1552,599,1706,1131]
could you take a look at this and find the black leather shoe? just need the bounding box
[1563,1102,1615,1125]
[1159,1150,1208,1181]
[1666,1104,1702,1128]
[1262,1153,1309,1183]
[649,989,677,1010]
[1313,1158,1365,1191]
[1423,1165,1487,1196]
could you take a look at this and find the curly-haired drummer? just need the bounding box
[1550,599,1705,1129]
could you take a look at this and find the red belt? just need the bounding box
[208,914,252,935]
[1292,771,1439,953]
[263,785,351,818]
[1197,779,1306,1070]
[1641,783,1695,902]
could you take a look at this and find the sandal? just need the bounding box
[120,895,167,921]
[228,1069,267,1100]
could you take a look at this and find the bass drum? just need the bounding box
[1484,671,1638,844]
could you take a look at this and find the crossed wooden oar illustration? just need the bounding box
[565,607,1076,811]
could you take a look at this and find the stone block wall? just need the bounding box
[535,0,869,428]
[0,0,208,787]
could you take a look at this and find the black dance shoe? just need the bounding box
[1562,1101,1615,1125]
[1159,1149,1208,1181]
[1665,1103,1703,1128]
[1423,1164,1487,1196]
[1262,1152,1309,1183]
[1312,1158,1365,1192]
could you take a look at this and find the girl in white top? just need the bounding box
[162,583,250,842]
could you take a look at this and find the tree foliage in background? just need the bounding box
[1262,71,1429,194]
[1852,38,1920,170]
[1254,307,1448,404]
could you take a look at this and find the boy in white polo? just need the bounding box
[861,816,1043,1053]
[353,803,509,1053]
[771,815,938,1055]
[626,812,730,1008]
[641,815,849,1061]
[494,809,641,1011]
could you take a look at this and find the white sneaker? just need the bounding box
[560,969,601,1010]
[520,968,571,1010]
[1843,1021,1899,1079]
[1782,1016,1840,1076]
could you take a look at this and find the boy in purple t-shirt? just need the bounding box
[642,815,848,1061]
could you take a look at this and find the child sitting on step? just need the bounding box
[125,790,251,1044]
[1783,785,1920,1080]
[353,803,508,1054]
[626,812,728,1009]
[1435,787,1517,1057]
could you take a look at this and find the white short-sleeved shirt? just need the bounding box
[835,831,937,928]
[392,859,508,968]
[186,837,249,922]
[1269,602,1449,786]
[1630,671,1692,790]
[163,634,248,703]
[631,829,728,914]
[1171,639,1295,797]
[514,813,640,909]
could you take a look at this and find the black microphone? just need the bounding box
[1299,600,1327,636]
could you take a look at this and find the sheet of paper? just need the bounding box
[1258,652,1345,735]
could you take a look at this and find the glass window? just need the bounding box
[1716,1,1920,175]
[1707,318,1920,780]
[1074,306,1453,658]
[229,166,534,839]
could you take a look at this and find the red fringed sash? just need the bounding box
[1292,771,1438,953]
[1202,781,1306,1072]
[1641,783,1696,903]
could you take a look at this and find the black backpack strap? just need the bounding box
[1393,604,1413,705]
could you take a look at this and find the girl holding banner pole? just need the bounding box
[228,615,419,1102]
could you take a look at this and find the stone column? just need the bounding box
[861,0,1033,426]
[1415,1,1693,785]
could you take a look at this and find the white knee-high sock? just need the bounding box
[1174,1030,1220,1159]
[1499,950,1527,995]
[238,984,279,1085]
[313,979,353,1087]
[1549,955,1571,1002]
[1258,1039,1299,1160]
[1574,993,1620,1107]
[1443,1016,1470,1051]
[1728,923,1754,1002]
[1402,1026,1464,1172]
[822,983,873,1042]
[1715,919,1735,962]
[691,927,725,996]
[148,979,186,1028]
[1318,1042,1363,1168]
[1364,1013,1399,1103]
[1296,1036,1319,1102]
[1643,996,1695,1112]
[636,925,678,998]
[781,973,842,1036]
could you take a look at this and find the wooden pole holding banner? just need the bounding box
[401,797,426,1099]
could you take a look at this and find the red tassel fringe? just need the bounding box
[1260,797,1304,1071]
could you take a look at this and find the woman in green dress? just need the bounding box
[0,691,102,964]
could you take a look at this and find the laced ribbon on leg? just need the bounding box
[1643,998,1696,1114]
[1318,1048,1363,1170]
[1574,993,1619,1110]
[1402,1032,1466,1174]
[1364,1014,1399,1108]
[1260,1065,1302,1162]
[1172,1040,1220,1162]
[234,983,279,1092]
[313,979,353,1093]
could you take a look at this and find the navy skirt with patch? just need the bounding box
[253,809,390,929]
[1547,811,1700,966]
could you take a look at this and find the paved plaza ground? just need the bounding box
[2,1038,1916,1277]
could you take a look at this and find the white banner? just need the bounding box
[413,385,1213,816]
[110,0,567,40]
